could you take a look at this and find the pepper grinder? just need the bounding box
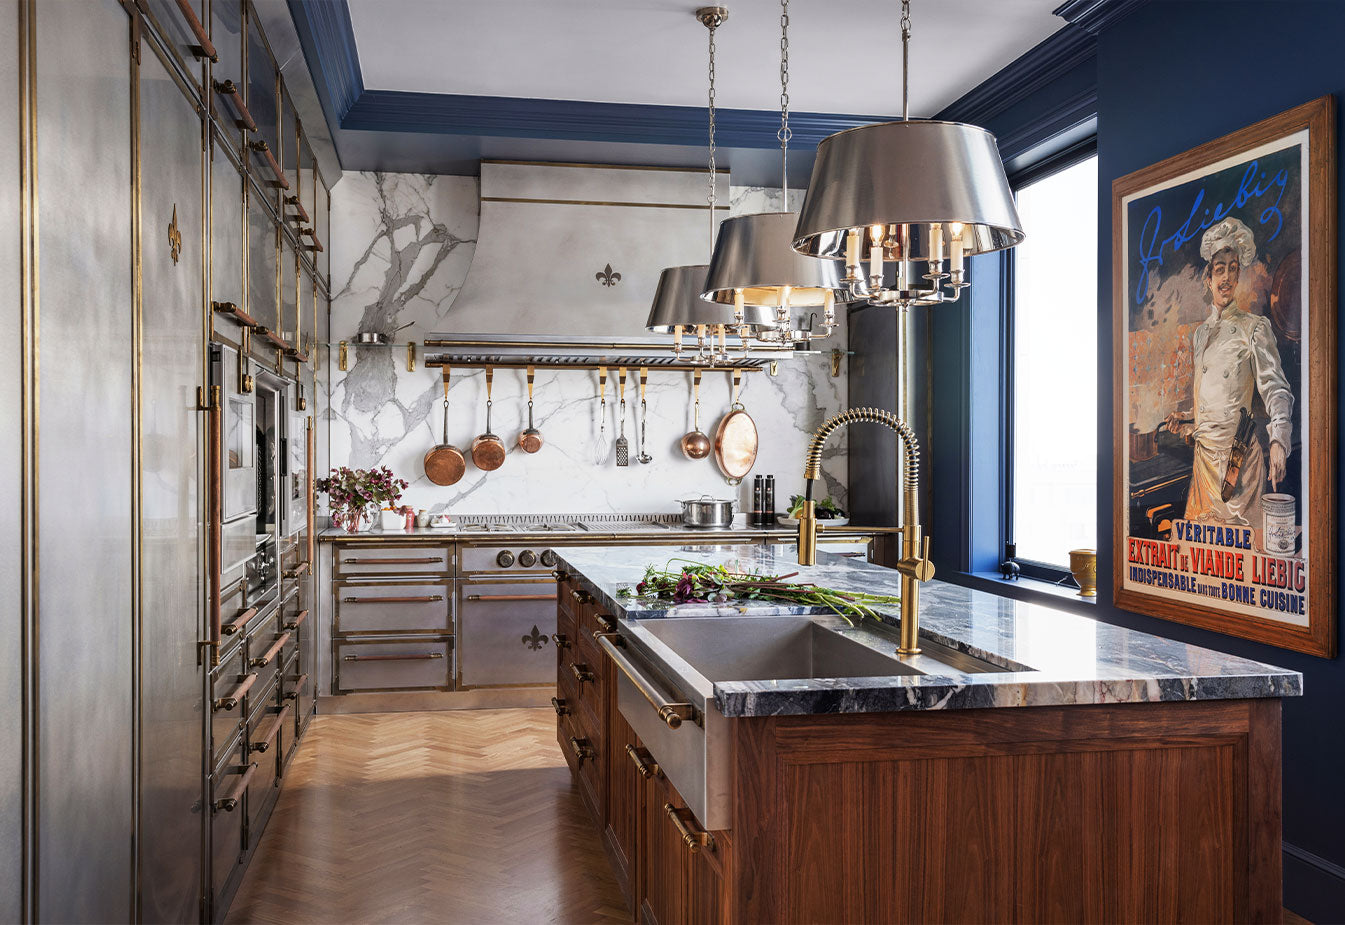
[764,475,776,527]
[752,475,764,527]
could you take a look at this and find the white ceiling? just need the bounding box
[347,0,1065,118]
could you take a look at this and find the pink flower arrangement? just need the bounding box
[316,466,409,523]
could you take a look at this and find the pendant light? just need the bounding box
[700,0,843,348]
[791,0,1024,307]
[645,7,771,359]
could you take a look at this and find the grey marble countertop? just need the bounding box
[552,543,1302,717]
[316,524,879,543]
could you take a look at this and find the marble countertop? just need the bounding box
[553,543,1302,717]
[317,523,879,543]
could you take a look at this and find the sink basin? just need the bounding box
[638,615,999,682]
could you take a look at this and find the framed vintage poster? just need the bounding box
[1113,95,1337,657]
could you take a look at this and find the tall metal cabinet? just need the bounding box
[4,0,333,920]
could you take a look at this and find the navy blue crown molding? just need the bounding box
[287,0,363,131]
[1053,0,1152,34]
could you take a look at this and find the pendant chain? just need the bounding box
[900,0,911,121]
[706,13,720,253]
[778,0,791,200]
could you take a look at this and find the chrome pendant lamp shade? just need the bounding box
[647,264,772,332]
[703,211,842,307]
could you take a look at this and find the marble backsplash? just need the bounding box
[325,170,848,518]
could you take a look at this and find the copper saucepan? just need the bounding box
[518,365,543,454]
[424,368,465,486]
[471,367,506,471]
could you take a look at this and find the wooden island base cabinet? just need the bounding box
[554,576,1283,924]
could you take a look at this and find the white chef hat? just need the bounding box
[1200,216,1256,267]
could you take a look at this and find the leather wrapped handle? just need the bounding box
[173,0,217,61]
[221,606,258,637]
[342,652,443,662]
[211,300,260,330]
[284,609,308,631]
[250,632,291,668]
[212,79,257,132]
[248,141,290,190]
[249,703,293,753]
[258,327,289,352]
[283,560,310,578]
[342,595,444,604]
[466,593,557,602]
[282,673,309,700]
[285,195,311,224]
[213,763,257,812]
[304,230,324,253]
[213,671,257,712]
[342,557,442,565]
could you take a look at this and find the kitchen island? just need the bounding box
[552,543,1300,924]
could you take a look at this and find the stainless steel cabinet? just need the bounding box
[334,638,456,693]
[459,580,559,688]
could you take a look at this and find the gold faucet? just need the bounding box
[797,407,934,655]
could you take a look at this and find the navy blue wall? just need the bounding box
[928,2,1345,917]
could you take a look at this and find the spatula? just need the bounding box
[615,366,629,467]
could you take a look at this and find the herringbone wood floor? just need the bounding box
[225,708,627,925]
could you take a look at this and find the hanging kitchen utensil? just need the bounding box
[470,367,506,472]
[518,366,544,454]
[615,366,629,467]
[424,367,467,486]
[713,369,758,483]
[637,366,653,464]
[594,366,611,465]
[680,369,712,460]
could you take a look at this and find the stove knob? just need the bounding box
[540,549,557,568]
[496,550,515,568]
[518,549,538,568]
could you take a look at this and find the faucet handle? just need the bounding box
[899,535,936,583]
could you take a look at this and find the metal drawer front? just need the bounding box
[335,580,452,635]
[334,544,452,578]
[211,645,249,766]
[246,618,287,699]
[459,580,558,689]
[334,637,454,693]
[210,742,249,900]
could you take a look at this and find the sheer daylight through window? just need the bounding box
[1012,154,1099,569]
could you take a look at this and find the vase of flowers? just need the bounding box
[316,466,409,534]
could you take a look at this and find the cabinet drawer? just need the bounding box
[334,544,452,578]
[560,711,602,823]
[210,743,250,899]
[334,637,454,693]
[458,580,557,689]
[246,621,289,697]
[335,580,452,635]
[210,645,249,766]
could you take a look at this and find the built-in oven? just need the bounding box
[211,343,257,524]
[457,545,560,689]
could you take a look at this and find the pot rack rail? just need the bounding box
[424,353,765,374]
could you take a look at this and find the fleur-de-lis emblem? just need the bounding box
[167,205,182,265]
[521,625,548,651]
[595,263,621,287]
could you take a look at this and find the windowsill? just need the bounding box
[941,569,1100,618]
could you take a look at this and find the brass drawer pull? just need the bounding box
[221,606,258,636]
[550,633,570,650]
[248,140,290,190]
[342,652,444,662]
[553,570,570,582]
[550,696,569,717]
[569,663,595,684]
[568,736,595,766]
[250,632,291,668]
[569,588,590,603]
[342,556,443,565]
[213,763,257,813]
[593,613,616,633]
[625,744,660,780]
[597,636,695,730]
[283,561,310,578]
[283,673,309,700]
[173,0,218,61]
[664,803,714,853]
[212,79,257,133]
[466,593,557,602]
[249,703,293,753]
[285,195,311,225]
[342,595,444,604]
[213,672,257,712]
[284,609,308,631]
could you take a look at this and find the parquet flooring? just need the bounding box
[225,708,628,925]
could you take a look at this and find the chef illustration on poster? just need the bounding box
[1121,133,1309,627]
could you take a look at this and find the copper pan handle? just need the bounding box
[248,140,290,190]
[173,0,217,61]
[221,606,257,637]
[212,79,257,132]
[213,763,257,813]
[213,672,257,712]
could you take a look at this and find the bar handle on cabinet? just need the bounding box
[248,141,290,190]
[598,636,696,730]
[283,673,308,700]
[553,570,570,582]
[594,613,616,633]
[342,652,443,662]
[250,632,291,668]
[626,744,660,780]
[283,561,310,579]
[212,79,257,132]
[342,595,444,604]
[550,696,570,717]
[206,389,222,664]
[213,763,257,813]
[285,195,311,224]
[283,609,308,631]
[257,327,289,353]
[304,229,324,253]
[569,588,591,604]
[341,557,442,565]
[213,672,257,712]
[211,300,262,331]
[664,803,715,853]
[173,0,217,61]
[568,736,595,766]
[550,633,570,650]
[569,663,595,684]
[221,606,258,637]
[249,703,293,753]
[466,593,557,602]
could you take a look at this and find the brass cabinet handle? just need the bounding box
[664,803,714,853]
[625,744,660,780]
[212,79,257,133]
[569,663,595,684]
[282,673,308,700]
[249,703,293,753]
[550,696,570,717]
[597,636,695,730]
[550,633,570,650]
[466,593,557,602]
[213,763,257,813]
[342,652,443,662]
[568,736,595,766]
[284,609,308,631]
[342,556,443,565]
[213,672,257,712]
[283,561,310,578]
[341,595,444,604]
[285,195,311,225]
[248,141,290,190]
[221,606,258,636]
[594,613,616,633]
[553,570,570,582]
[173,0,217,61]
[250,632,291,668]
[569,588,590,603]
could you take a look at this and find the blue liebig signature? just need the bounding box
[1134,159,1288,305]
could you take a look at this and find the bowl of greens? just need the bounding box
[777,494,848,527]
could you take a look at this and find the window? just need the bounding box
[1007,152,1098,577]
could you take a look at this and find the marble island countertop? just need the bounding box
[553,543,1302,717]
[316,522,878,543]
